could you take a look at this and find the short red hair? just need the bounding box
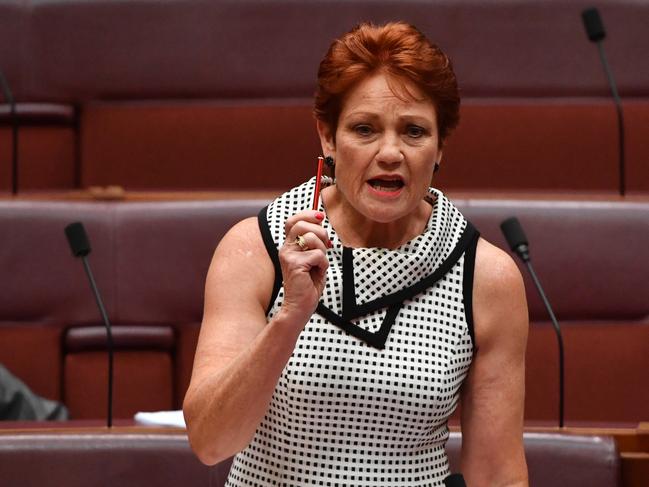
[314,22,460,145]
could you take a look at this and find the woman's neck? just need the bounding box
[322,186,433,249]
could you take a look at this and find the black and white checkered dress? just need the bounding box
[226,178,479,486]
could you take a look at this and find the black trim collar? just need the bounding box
[319,222,479,349]
[258,204,480,350]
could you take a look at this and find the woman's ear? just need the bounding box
[316,120,336,156]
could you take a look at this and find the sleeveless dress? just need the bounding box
[226,178,479,486]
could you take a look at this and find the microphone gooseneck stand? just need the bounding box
[64,222,114,428]
[81,254,114,428]
[522,257,564,428]
[501,217,565,428]
[582,7,625,196]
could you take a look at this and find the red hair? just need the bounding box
[314,22,460,145]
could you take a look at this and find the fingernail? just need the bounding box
[327,239,333,248]
[315,212,325,221]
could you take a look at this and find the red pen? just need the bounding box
[312,156,324,210]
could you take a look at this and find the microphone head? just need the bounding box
[500,217,529,253]
[582,7,606,42]
[443,473,466,487]
[64,222,91,257]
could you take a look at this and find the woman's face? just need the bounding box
[319,72,441,224]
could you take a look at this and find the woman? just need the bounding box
[184,22,528,487]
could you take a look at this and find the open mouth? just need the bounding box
[367,178,405,193]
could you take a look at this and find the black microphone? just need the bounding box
[444,473,466,486]
[64,222,114,428]
[582,7,605,42]
[0,68,19,195]
[582,7,625,196]
[501,217,565,428]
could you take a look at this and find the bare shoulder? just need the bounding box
[187,216,275,400]
[206,216,274,312]
[211,216,269,268]
[474,238,524,296]
[472,238,528,350]
[213,216,267,259]
[191,217,275,376]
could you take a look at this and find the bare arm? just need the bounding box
[183,211,330,465]
[460,238,529,487]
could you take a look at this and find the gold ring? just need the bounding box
[295,235,309,251]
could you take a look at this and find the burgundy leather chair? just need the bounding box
[0,431,620,487]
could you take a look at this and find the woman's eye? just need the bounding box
[354,124,373,136]
[406,125,425,138]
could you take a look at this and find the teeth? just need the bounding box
[369,179,403,190]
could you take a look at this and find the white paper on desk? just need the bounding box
[134,410,186,428]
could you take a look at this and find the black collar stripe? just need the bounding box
[258,205,479,350]
[342,222,479,319]
[316,301,401,350]
[258,206,283,316]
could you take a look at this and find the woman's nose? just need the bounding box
[376,133,403,164]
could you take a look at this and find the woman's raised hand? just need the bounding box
[278,210,331,326]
